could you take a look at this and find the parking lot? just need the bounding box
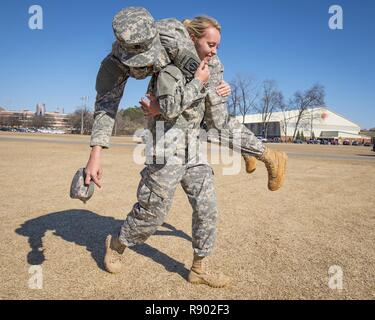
[0,132,374,299]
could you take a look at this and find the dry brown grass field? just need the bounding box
[0,132,374,300]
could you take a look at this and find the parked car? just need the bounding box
[343,140,350,145]
[331,140,339,145]
[320,139,330,145]
[0,127,16,132]
[364,142,371,147]
[373,144,375,152]
[352,141,361,146]
[256,136,268,143]
[293,139,304,144]
[270,137,281,143]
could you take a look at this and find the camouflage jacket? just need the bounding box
[145,64,208,164]
[90,20,226,148]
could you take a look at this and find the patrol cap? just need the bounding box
[112,7,163,67]
[70,168,95,203]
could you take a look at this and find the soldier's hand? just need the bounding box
[140,93,161,118]
[195,60,210,84]
[85,146,103,188]
[216,80,231,97]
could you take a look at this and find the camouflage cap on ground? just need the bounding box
[112,7,163,67]
[70,168,95,203]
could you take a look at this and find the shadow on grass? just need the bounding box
[356,154,375,157]
[15,210,192,280]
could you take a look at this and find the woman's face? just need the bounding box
[192,27,221,62]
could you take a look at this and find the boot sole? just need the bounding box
[246,168,256,174]
[269,152,287,191]
[188,271,229,288]
[244,156,257,174]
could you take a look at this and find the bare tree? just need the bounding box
[68,108,94,134]
[229,75,259,123]
[228,80,240,116]
[279,102,294,142]
[256,80,284,138]
[0,114,6,126]
[31,114,48,128]
[289,84,325,140]
[0,114,21,127]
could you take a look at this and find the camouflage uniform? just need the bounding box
[91,8,264,256]
[119,65,217,257]
[99,8,286,286]
[90,9,265,158]
[157,18,264,156]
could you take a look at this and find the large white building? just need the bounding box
[235,107,369,142]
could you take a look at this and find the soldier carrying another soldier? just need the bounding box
[77,7,287,288]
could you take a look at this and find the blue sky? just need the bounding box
[0,0,374,129]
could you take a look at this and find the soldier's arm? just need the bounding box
[156,66,205,120]
[90,53,129,148]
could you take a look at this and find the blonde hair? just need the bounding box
[182,16,221,39]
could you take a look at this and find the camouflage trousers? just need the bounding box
[119,161,218,257]
[204,90,265,157]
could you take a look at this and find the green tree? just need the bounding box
[122,106,144,121]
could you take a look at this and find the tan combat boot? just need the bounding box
[187,254,230,288]
[258,147,287,191]
[243,155,257,174]
[104,235,126,274]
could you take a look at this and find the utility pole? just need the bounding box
[80,96,88,135]
[310,106,314,139]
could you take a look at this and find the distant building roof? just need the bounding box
[236,106,360,128]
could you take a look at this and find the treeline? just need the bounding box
[68,106,144,135]
[0,106,145,135]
